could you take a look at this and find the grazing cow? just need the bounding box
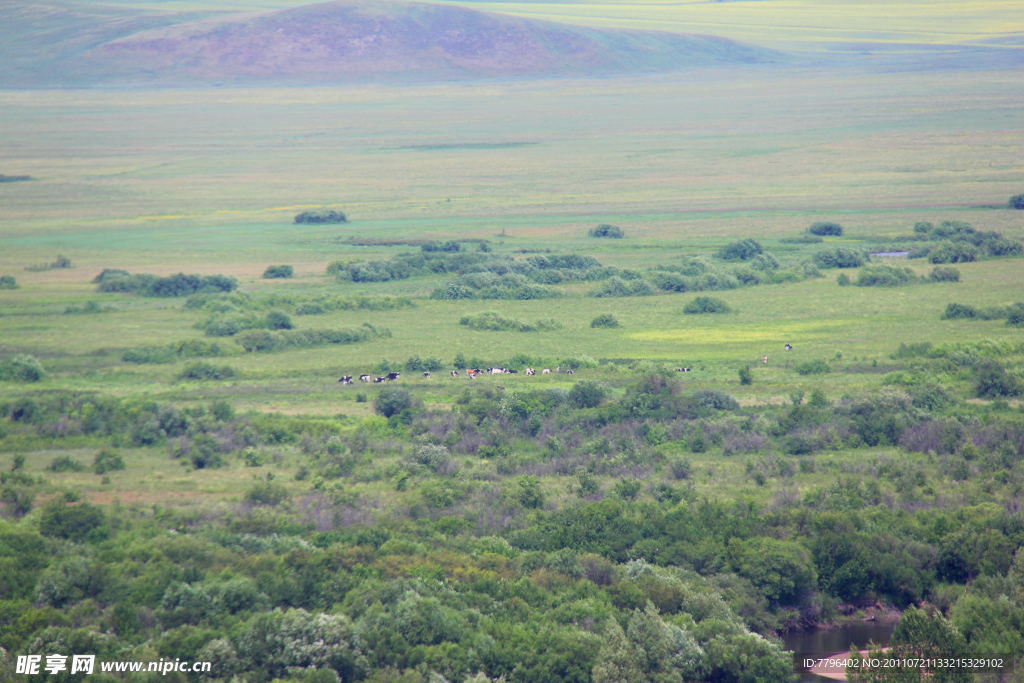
[542,369,551,374]
[508,369,518,374]
[373,376,385,383]
[359,375,371,382]
[762,356,769,365]
[566,369,574,374]
[784,343,793,351]
[525,368,536,376]
[423,372,431,378]
[451,370,459,378]
[675,368,690,373]
[338,375,353,384]
[491,368,504,375]
[386,371,401,381]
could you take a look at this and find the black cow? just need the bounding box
[373,376,385,383]
[675,367,690,373]
[423,372,431,378]
[386,371,401,381]
[451,370,459,377]
[566,369,574,374]
[338,375,353,384]
[784,343,793,351]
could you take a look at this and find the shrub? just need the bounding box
[39,501,108,541]
[589,277,654,298]
[459,312,560,332]
[0,354,45,382]
[409,444,451,472]
[914,222,934,233]
[262,265,293,279]
[590,314,620,328]
[92,268,130,283]
[295,303,325,315]
[179,363,236,381]
[517,476,545,508]
[693,388,740,411]
[374,387,413,417]
[718,239,763,260]
[48,456,85,473]
[794,359,831,375]
[975,362,1022,398]
[244,482,290,506]
[684,296,731,314]
[93,449,125,475]
[986,239,1022,257]
[1007,307,1024,327]
[0,276,16,289]
[814,247,867,269]
[929,241,978,264]
[929,267,960,282]
[613,478,642,501]
[266,311,293,330]
[856,265,916,287]
[569,381,607,408]
[809,221,843,236]
[588,224,624,238]
[1009,194,1024,210]
[942,303,978,320]
[837,273,850,286]
[739,366,752,385]
[122,346,177,364]
[294,210,346,224]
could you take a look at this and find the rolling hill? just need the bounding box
[0,0,787,87]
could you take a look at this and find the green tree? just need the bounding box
[592,618,643,683]
[569,381,606,408]
[738,366,752,385]
[847,607,970,683]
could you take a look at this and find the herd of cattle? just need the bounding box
[337,344,794,384]
[338,366,575,384]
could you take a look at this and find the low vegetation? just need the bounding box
[588,224,624,238]
[294,210,347,224]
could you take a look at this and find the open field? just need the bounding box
[1,46,1024,683]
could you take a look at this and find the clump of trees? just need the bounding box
[808,221,843,236]
[589,224,624,238]
[854,265,916,287]
[294,210,346,224]
[0,276,16,289]
[95,271,237,297]
[1010,193,1024,209]
[718,239,763,260]
[0,354,45,382]
[459,312,561,332]
[591,314,620,328]
[263,265,293,279]
[25,254,72,272]
[684,296,731,314]
[814,247,868,269]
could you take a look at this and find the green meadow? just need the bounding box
[1,57,1024,683]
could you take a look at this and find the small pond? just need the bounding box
[782,621,896,682]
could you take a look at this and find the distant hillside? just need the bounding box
[0,0,787,87]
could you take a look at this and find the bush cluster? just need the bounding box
[718,239,763,260]
[590,314,620,328]
[96,271,237,297]
[262,265,293,279]
[814,247,867,269]
[0,354,45,382]
[459,312,561,332]
[0,275,16,289]
[234,324,389,352]
[588,224,624,238]
[683,296,731,314]
[294,210,346,224]
[794,359,831,375]
[855,265,916,287]
[809,222,843,236]
[178,363,236,381]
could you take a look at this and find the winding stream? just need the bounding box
[782,622,896,682]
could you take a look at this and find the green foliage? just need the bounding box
[459,311,561,332]
[848,607,970,683]
[244,481,290,506]
[612,479,642,501]
[794,359,831,375]
[235,323,389,352]
[809,221,843,236]
[928,266,960,282]
[375,387,413,418]
[684,296,731,314]
[718,239,763,260]
[47,455,85,472]
[93,448,125,475]
[589,224,624,238]
[836,273,850,286]
[1009,194,1024,209]
[38,501,109,542]
[591,313,620,328]
[179,362,236,380]
[929,241,978,264]
[295,210,347,223]
[814,247,867,269]
[729,537,817,605]
[0,354,45,382]
[692,388,740,411]
[856,264,916,287]
[517,476,545,509]
[0,276,16,289]
[975,362,1022,398]
[738,366,752,385]
[590,277,655,298]
[266,310,294,330]
[569,381,607,408]
[97,271,238,296]
[263,265,294,278]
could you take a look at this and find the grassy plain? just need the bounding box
[1,64,1023,516]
